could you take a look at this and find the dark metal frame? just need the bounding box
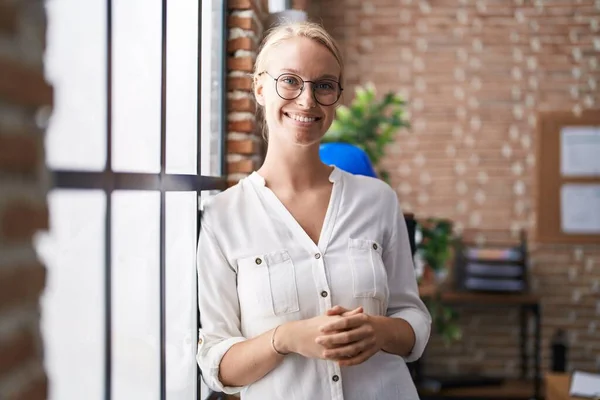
[48,1,228,399]
[418,301,542,400]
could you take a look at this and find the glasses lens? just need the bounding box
[314,80,340,106]
[276,74,303,100]
[275,73,341,105]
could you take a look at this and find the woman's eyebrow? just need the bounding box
[280,68,339,81]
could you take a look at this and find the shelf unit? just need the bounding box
[417,286,542,400]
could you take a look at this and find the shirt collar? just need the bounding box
[248,165,341,187]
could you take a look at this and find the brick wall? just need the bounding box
[226,0,269,185]
[0,1,50,399]
[292,0,310,10]
[309,0,600,376]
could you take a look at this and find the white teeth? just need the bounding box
[288,113,317,123]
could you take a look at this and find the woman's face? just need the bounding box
[255,36,342,148]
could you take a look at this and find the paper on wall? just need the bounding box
[560,184,600,234]
[569,370,600,398]
[560,126,600,177]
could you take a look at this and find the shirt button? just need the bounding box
[372,243,378,250]
[314,253,321,259]
[332,375,339,382]
[255,257,262,265]
[198,338,203,345]
[321,291,328,298]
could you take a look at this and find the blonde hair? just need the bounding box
[253,21,344,140]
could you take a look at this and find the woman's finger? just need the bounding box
[342,306,363,317]
[320,313,367,333]
[338,346,378,367]
[326,305,362,316]
[316,327,367,348]
[322,339,367,359]
[325,305,347,316]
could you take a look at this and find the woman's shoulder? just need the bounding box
[200,177,253,225]
[339,169,398,205]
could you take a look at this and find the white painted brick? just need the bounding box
[228,111,255,121]
[227,91,254,100]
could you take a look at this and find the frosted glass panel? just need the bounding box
[36,190,106,400]
[112,191,160,400]
[44,0,107,171]
[165,192,197,399]
[112,1,161,173]
[166,2,198,175]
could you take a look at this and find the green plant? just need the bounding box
[425,297,462,346]
[417,217,462,346]
[417,218,453,273]
[322,84,410,181]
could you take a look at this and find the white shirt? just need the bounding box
[196,166,431,400]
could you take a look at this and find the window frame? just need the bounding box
[46,1,228,399]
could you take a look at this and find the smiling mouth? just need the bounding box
[284,112,322,123]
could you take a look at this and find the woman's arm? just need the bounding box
[217,326,285,387]
[370,315,416,357]
[381,195,432,361]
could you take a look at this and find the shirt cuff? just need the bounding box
[197,333,247,394]
[390,308,431,362]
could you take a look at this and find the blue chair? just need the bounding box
[319,142,378,178]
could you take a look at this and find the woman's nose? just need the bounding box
[296,83,317,108]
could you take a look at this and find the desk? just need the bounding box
[419,286,542,400]
[545,373,599,400]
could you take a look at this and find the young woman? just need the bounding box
[196,21,431,400]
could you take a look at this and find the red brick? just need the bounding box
[228,0,262,16]
[227,139,257,155]
[9,374,47,400]
[1,201,49,242]
[0,330,37,376]
[227,119,255,133]
[0,134,39,175]
[228,37,256,52]
[227,57,254,72]
[228,158,255,174]
[0,263,46,311]
[228,76,254,91]
[293,0,310,10]
[0,58,53,108]
[228,16,257,32]
[0,3,18,34]
[229,0,253,9]
[228,97,256,112]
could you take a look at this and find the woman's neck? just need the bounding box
[257,142,332,192]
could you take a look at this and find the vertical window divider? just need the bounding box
[219,0,228,177]
[105,1,114,399]
[195,1,203,399]
[160,0,168,399]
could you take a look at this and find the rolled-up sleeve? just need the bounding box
[196,221,246,394]
[382,194,432,362]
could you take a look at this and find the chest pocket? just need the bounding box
[348,238,389,302]
[236,249,300,317]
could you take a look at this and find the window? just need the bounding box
[35,1,226,399]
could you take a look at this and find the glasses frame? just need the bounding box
[259,71,343,106]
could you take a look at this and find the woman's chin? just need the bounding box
[292,131,324,147]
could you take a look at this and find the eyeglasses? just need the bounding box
[259,71,343,106]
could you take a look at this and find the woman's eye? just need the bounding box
[282,76,299,85]
[317,82,335,90]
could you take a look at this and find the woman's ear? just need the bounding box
[254,76,265,107]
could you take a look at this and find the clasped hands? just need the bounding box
[292,305,383,367]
